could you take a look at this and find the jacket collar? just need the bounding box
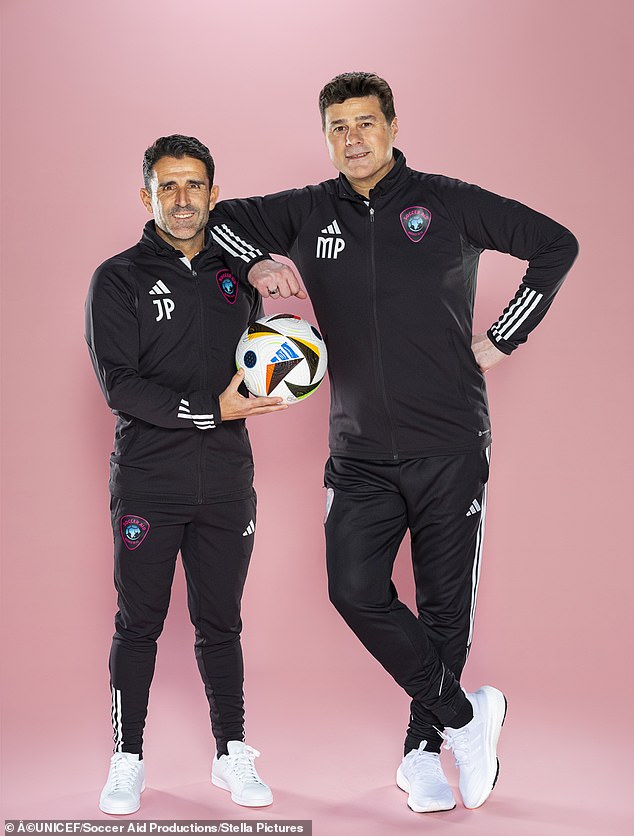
[336,147,408,202]
[139,220,216,259]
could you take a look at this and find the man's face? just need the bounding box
[323,95,398,195]
[140,155,219,246]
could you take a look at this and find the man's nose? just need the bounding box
[175,186,189,206]
[345,126,361,145]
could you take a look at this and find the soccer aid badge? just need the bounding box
[216,269,238,304]
[400,206,432,243]
[120,515,150,551]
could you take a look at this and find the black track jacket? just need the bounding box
[85,222,263,503]
[210,150,578,460]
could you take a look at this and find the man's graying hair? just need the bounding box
[143,135,215,189]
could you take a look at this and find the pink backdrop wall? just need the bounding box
[2,1,632,833]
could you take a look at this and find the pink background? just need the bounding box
[1,1,632,833]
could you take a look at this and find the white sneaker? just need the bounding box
[99,752,145,815]
[442,685,507,809]
[396,741,456,812]
[212,741,273,807]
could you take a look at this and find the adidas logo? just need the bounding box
[316,219,346,260]
[150,280,175,320]
[242,519,255,537]
[321,220,342,235]
[149,280,171,295]
[466,499,481,517]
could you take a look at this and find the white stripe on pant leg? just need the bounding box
[466,469,489,657]
[110,685,115,748]
[115,687,122,752]
[111,685,123,752]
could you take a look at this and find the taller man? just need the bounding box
[86,135,285,815]
[209,73,578,813]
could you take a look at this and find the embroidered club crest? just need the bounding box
[400,206,432,243]
[120,515,150,551]
[216,269,238,304]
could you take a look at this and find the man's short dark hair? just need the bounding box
[142,134,215,189]
[318,72,396,128]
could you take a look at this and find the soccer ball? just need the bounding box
[235,313,328,403]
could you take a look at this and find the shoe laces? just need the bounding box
[441,724,481,767]
[109,754,141,791]
[226,745,265,785]
[409,750,445,780]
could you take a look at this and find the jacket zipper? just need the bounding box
[191,266,206,504]
[369,205,399,460]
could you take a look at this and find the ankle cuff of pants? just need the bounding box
[445,698,473,730]
[433,690,473,728]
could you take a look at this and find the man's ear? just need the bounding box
[140,188,153,214]
[209,184,220,211]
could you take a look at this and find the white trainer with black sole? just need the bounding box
[99,752,145,815]
[442,685,507,809]
[396,741,456,812]
[212,740,273,807]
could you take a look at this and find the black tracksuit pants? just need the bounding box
[109,493,256,757]
[324,450,490,753]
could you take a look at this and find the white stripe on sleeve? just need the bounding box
[491,287,544,343]
[497,291,544,340]
[211,224,263,263]
[177,399,215,429]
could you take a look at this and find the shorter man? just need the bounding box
[86,135,284,814]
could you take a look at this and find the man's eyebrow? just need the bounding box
[158,178,207,187]
[328,114,378,127]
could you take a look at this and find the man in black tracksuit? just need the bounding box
[86,135,284,815]
[208,73,578,813]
